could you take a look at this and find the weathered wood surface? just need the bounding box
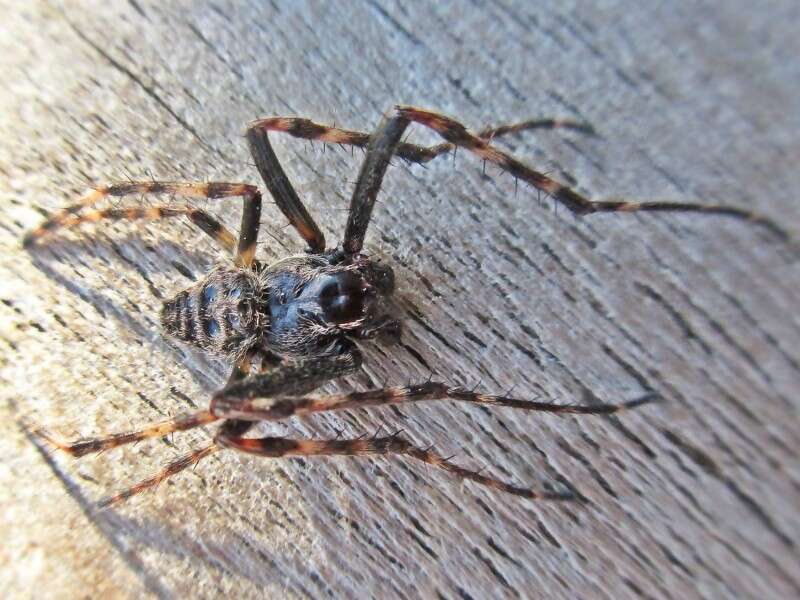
[2,1,799,598]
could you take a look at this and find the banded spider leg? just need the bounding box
[23,182,263,267]
[37,342,656,507]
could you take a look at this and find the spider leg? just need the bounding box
[343,114,411,254]
[98,443,220,508]
[24,182,264,265]
[216,430,572,501]
[34,410,218,458]
[210,381,658,421]
[248,115,592,165]
[212,342,364,411]
[234,184,263,268]
[33,348,262,458]
[253,112,598,255]
[246,125,327,253]
[393,105,788,239]
[97,348,360,506]
[477,118,597,140]
[29,205,237,253]
[91,357,253,508]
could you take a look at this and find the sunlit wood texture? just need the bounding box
[2,1,798,598]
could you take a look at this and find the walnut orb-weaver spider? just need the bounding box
[24,105,786,507]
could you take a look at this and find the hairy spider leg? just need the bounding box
[249,112,596,254]
[215,430,573,501]
[96,350,361,506]
[210,380,656,500]
[37,348,359,462]
[34,349,258,460]
[246,125,327,253]
[210,381,660,421]
[210,381,656,504]
[101,420,574,506]
[98,444,220,508]
[35,410,218,458]
[392,105,788,239]
[343,115,411,254]
[476,118,597,140]
[248,115,594,166]
[23,182,263,268]
[96,353,258,508]
[47,341,655,506]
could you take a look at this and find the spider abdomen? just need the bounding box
[161,267,265,358]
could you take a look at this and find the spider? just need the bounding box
[24,105,787,508]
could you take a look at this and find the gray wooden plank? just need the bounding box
[2,1,799,598]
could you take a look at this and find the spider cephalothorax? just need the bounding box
[260,253,398,357]
[25,105,788,507]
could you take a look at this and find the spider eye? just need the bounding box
[205,318,220,337]
[203,285,218,303]
[228,287,242,299]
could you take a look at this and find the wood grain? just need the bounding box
[2,1,799,598]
